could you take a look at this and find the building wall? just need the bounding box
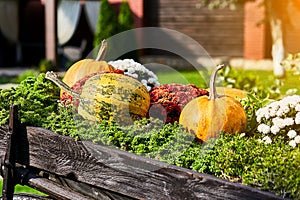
[109,0,143,27]
[145,0,245,58]
[284,4,300,55]
[243,0,266,59]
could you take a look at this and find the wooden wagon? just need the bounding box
[0,106,285,199]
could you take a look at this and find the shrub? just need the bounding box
[93,0,118,57]
[38,59,56,73]
[281,52,300,75]
[118,1,134,32]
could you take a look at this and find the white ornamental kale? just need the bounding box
[256,95,300,148]
[108,59,160,91]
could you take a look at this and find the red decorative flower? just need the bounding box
[149,84,209,124]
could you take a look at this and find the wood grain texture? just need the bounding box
[0,125,283,200]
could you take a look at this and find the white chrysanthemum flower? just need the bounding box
[256,109,264,122]
[269,108,277,118]
[264,112,271,120]
[295,112,300,124]
[130,73,138,79]
[255,95,300,146]
[275,109,285,117]
[256,107,269,122]
[256,116,262,123]
[262,136,272,144]
[291,95,300,102]
[296,104,300,112]
[270,125,280,135]
[283,118,294,127]
[141,79,147,85]
[287,130,297,139]
[257,123,270,134]
[289,140,297,148]
[272,117,284,128]
[295,135,300,144]
[282,105,291,114]
[258,139,263,143]
[127,67,135,74]
[148,77,156,84]
[108,59,160,91]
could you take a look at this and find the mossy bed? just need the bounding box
[0,68,299,199]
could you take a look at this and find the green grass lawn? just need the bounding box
[0,178,46,196]
[157,69,300,95]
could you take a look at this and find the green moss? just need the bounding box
[200,134,300,199]
[0,73,60,126]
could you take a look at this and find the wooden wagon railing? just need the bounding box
[0,106,285,200]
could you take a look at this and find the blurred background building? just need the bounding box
[0,0,299,68]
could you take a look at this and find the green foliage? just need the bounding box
[115,1,138,60]
[43,105,79,139]
[118,1,134,32]
[0,180,46,196]
[240,92,272,134]
[0,70,38,84]
[77,118,194,159]
[13,70,39,84]
[217,65,282,99]
[0,73,60,126]
[38,59,56,73]
[93,0,118,56]
[93,0,136,60]
[217,65,258,90]
[190,133,300,199]
[157,70,208,88]
[281,52,300,75]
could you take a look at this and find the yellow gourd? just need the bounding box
[46,72,150,125]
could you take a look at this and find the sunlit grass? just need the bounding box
[0,178,46,196]
[157,69,209,88]
[157,69,300,95]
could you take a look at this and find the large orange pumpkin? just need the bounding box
[62,40,115,89]
[179,64,247,142]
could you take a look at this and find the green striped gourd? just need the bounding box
[46,71,150,125]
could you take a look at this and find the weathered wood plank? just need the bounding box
[27,176,93,200]
[0,125,283,200]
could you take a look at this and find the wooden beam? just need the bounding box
[0,125,283,200]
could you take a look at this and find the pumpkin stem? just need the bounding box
[45,71,80,99]
[95,39,107,61]
[208,64,225,100]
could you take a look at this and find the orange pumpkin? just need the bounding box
[179,64,247,142]
[62,40,115,89]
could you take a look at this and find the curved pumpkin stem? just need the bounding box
[45,71,80,99]
[208,64,224,100]
[95,39,107,61]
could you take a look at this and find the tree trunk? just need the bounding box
[270,17,285,77]
[267,0,285,78]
